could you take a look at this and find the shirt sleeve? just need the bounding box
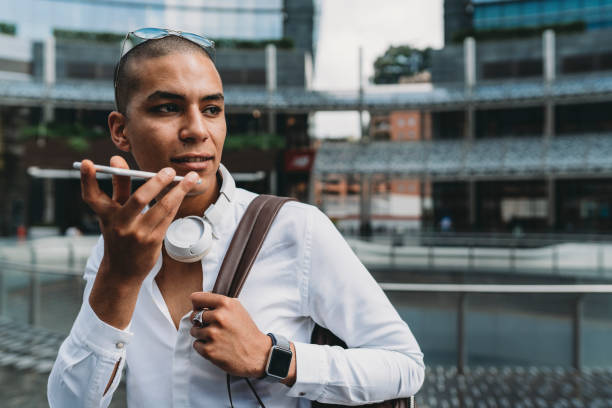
[286,207,425,404]
[47,236,133,408]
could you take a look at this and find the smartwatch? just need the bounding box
[265,333,293,380]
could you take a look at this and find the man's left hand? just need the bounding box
[190,292,272,378]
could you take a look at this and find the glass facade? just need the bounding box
[473,0,612,30]
[2,0,284,41]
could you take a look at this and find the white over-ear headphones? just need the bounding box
[164,164,235,263]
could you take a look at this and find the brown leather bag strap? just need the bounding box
[212,194,295,298]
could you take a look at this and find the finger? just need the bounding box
[190,325,219,344]
[118,167,177,222]
[192,338,212,359]
[110,156,131,205]
[190,323,214,339]
[144,171,200,232]
[80,159,113,221]
[190,292,231,311]
[190,307,217,327]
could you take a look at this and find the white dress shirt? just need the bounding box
[47,168,425,408]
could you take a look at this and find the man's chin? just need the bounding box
[186,188,205,197]
[185,181,209,197]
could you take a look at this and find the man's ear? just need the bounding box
[108,111,130,152]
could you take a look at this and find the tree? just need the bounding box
[372,45,432,84]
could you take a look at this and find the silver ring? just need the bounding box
[192,308,208,328]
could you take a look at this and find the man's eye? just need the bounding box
[155,103,179,113]
[204,106,222,115]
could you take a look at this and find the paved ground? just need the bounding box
[3,363,612,407]
[0,364,127,407]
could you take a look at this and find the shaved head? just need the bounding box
[114,35,214,114]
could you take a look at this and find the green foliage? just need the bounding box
[224,133,285,151]
[0,22,16,36]
[214,37,294,50]
[452,21,586,43]
[53,29,124,43]
[373,45,432,84]
[19,122,107,152]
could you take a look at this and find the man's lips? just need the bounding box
[170,155,214,171]
[170,155,213,164]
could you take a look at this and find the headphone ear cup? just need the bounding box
[164,216,213,263]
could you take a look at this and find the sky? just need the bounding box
[312,0,444,139]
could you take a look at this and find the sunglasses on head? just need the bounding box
[114,28,216,88]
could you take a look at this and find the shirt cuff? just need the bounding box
[71,299,134,359]
[285,342,328,401]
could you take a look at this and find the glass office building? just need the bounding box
[473,0,612,30]
[2,0,284,41]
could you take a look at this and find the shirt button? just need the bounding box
[299,392,306,396]
[116,342,125,349]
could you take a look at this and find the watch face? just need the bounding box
[268,347,292,378]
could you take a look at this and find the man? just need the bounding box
[48,28,424,407]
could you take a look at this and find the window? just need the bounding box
[562,55,595,73]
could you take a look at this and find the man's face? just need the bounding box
[116,51,226,196]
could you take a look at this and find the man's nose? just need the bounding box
[179,106,208,142]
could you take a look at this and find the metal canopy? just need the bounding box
[313,134,612,180]
[3,73,612,112]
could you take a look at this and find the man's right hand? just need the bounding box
[80,156,199,329]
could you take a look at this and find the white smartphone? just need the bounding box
[73,162,200,184]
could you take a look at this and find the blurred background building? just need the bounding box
[0,0,317,236]
[315,0,612,235]
[4,0,612,237]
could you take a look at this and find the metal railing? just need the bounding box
[344,232,612,279]
[1,251,611,372]
[382,283,612,373]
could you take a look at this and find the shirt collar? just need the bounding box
[203,163,235,239]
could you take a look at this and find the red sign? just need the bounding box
[284,150,315,172]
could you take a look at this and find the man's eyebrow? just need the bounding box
[202,93,224,102]
[147,91,185,101]
[145,91,224,102]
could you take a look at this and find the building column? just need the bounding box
[464,36,476,142]
[265,44,277,139]
[266,44,277,93]
[43,36,56,123]
[304,51,314,91]
[359,173,372,236]
[547,177,556,229]
[358,47,367,141]
[543,30,556,140]
[544,101,555,138]
[465,105,475,141]
[543,29,556,84]
[268,170,277,195]
[468,179,476,228]
[267,111,276,134]
[43,178,55,224]
[464,37,476,91]
[419,177,428,230]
